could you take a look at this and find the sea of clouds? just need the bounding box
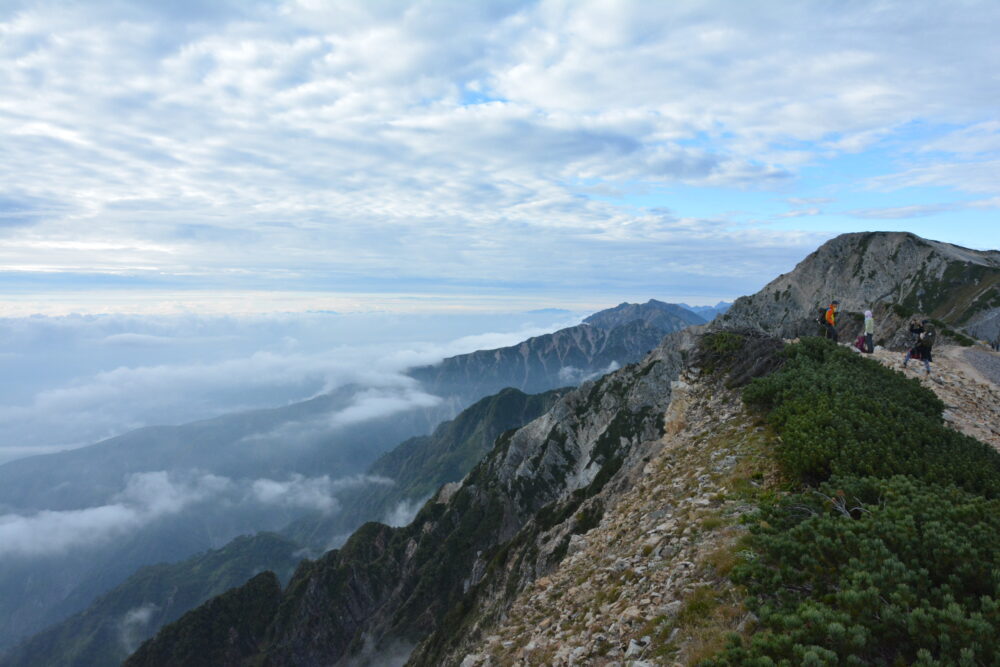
[0,310,580,463]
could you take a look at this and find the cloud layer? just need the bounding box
[0,310,576,460]
[0,470,392,558]
[4,0,997,311]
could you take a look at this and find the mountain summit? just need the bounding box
[582,299,706,331]
[720,231,1000,340]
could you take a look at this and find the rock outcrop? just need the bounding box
[119,232,1000,666]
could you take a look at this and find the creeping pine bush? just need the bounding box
[742,337,1000,497]
[709,476,1000,666]
[705,336,1000,665]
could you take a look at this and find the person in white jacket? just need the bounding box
[863,310,875,353]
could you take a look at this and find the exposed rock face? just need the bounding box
[283,387,570,551]
[125,329,700,666]
[719,231,1000,340]
[118,232,1000,667]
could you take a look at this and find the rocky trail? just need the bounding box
[867,344,1000,451]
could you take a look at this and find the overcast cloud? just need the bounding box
[2,0,998,316]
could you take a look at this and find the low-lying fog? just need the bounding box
[0,309,579,465]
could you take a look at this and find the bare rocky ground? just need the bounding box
[459,372,780,666]
[458,342,1000,667]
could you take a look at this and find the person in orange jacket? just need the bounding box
[824,300,840,342]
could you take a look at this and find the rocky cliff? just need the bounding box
[719,231,1000,341]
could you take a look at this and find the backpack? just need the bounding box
[919,329,936,350]
[854,334,866,352]
[816,307,827,326]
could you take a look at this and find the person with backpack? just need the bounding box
[863,309,875,353]
[903,319,935,375]
[823,300,840,342]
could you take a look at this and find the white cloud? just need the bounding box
[119,603,159,655]
[0,311,579,459]
[0,471,229,557]
[0,469,393,557]
[382,498,426,528]
[557,360,620,385]
[251,473,392,513]
[4,1,994,300]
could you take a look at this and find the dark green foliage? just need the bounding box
[710,477,1000,666]
[695,331,785,387]
[573,501,604,535]
[124,571,282,667]
[708,335,1000,665]
[370,388,569,504]
[284,387,566,549]
[892,303,915,319]
[742,337,1000,496]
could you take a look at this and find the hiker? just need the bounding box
[823,300,840,342]
[863,310,875,353]
[903,319,935,375]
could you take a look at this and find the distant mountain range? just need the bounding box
[116,232,999,666]
[0,298,700,659]
[409,298,704,403]
[677,301,731,321]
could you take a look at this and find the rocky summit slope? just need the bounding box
[719,231,1000,341]
[875,345,1000,450]
[451,363,780,666]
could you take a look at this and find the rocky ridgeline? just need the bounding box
[719,231,1000,341]
[454,362,780,666]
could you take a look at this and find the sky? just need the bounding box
[1,0,998,316]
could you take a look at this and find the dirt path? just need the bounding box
[868,345,1000,451]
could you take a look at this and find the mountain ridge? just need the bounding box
[719,231,1000,341]
[118,231,1000,666]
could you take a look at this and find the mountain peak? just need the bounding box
[720,231,1000,341]
[583,300,706,330]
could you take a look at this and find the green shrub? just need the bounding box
[742,337,1000,497]
[709,476,1000,666]
[702,335,1000,665]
